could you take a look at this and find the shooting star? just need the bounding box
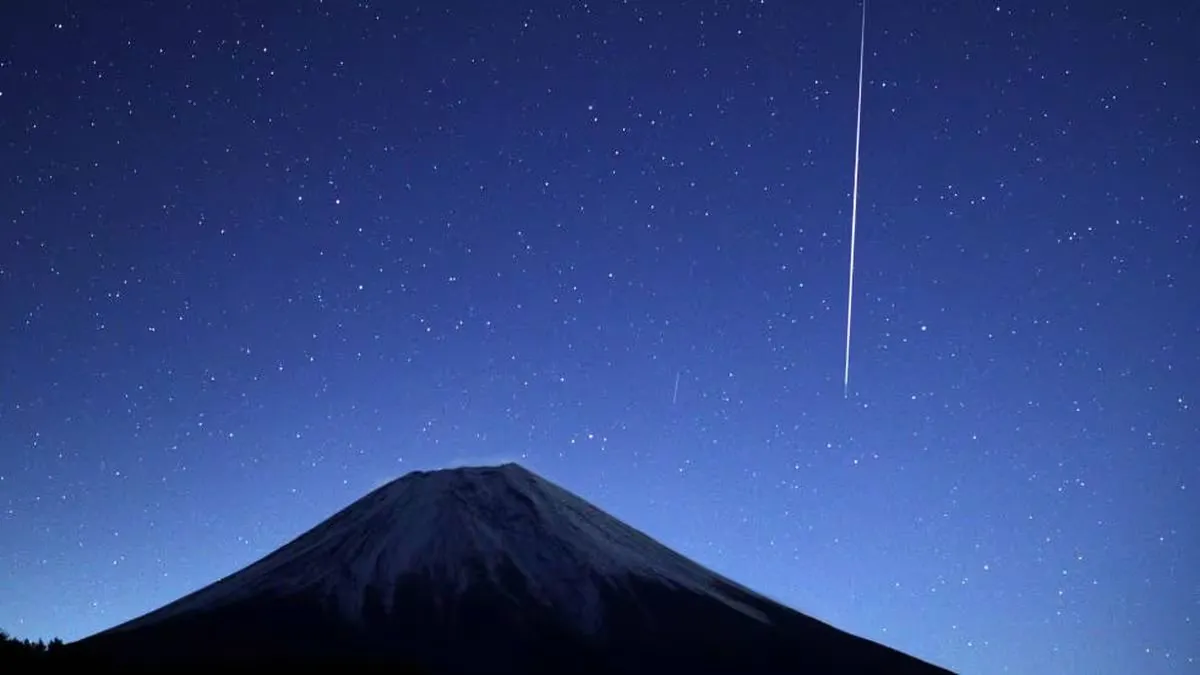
[672,371,681,405]
[844,0,867,398]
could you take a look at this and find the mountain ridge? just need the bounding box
[68,462,955,674]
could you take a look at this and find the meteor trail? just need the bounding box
[672,371,681,405]
[844,0,867,398]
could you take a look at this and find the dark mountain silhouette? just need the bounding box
[57,463,953,673]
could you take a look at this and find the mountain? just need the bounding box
[66,463,954,673]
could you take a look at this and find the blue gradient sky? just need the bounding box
[1,2,1196,673]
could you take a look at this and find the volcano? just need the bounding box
[67,463,952,673]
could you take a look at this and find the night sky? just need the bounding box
[1,1,1196,673]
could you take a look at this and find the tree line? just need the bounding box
[2,626,435,671]
[0,629,69,669]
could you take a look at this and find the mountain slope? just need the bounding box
[68,463,954,673]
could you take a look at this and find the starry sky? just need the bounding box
[1,1,1196,672]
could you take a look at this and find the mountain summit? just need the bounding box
[69,463,953,673]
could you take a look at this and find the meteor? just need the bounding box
[844,0,867,398]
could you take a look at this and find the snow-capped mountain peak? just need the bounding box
[79,463,954,674]
[116,463,766,633]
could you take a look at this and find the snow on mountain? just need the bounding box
[115,463,767,634]
[73,462,954,673]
